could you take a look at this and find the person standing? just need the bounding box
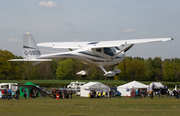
[169,90,172,98]
[139,89,142,99]
[16,89,20,100]
[167,90,169,97]
[109,90,112,99]
[12,91,15,100]
[5,89,8,99]
[131,90,133,98]
[66,90,69,99]
[97,91,100,99]
[2,89,5,99]
[89,90,92,98]
[158,89,161,98]
[151,90,154,99]
[64,90,67,98]
[94,90,96,98]
[70,90,72,99]
[8,88,12,100]
[33,90,37,98]
[133,90,136,99]
[100,90,102,98]
[135,89,138,99]
[24,91,27,99]
[105,91,108,98]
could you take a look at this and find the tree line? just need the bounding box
[0,49,180,81]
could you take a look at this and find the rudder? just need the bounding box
[23,32,41,60]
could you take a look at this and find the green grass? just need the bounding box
[0,95,180,116]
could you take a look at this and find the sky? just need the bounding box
[0,0,179,60]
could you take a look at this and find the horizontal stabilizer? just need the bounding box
[8,59,52,61]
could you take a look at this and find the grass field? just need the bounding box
[0,95,180,116]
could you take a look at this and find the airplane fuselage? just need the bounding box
[39,47,125,67]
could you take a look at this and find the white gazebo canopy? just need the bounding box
[80,82,110,97]
[117,81,148,96]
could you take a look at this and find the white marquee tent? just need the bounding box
[147,82,166,92]
[80,82,110,97]
[117,81,148,96]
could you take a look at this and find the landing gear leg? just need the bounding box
[99,66,108,80]
[99,66,107,74]
[86,65,92,75]
[99,66,115,79]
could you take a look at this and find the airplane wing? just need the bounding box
[8,59,52,61]
[37,38,173,49]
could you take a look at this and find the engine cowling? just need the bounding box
[113,69,121,75]
[104,71,115,77]
[76,70,87,76]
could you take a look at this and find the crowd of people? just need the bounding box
[1,87,180,99]
[129,88,180,99]
[52,89,73,99]
[89,90,105,98]
[130,89,147,99]
[88,90,121,99]
[1,88,20,100]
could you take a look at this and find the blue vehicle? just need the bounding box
[115,91,121,98]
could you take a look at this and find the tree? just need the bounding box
[56,59,76,80]
[145,57,163,81]
[116,58,146,81]
[19,62,37,80]
[36,62,54,79]
[0,49,21,80]
[163,60,175,81]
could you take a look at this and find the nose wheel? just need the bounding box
[76,66,91,77]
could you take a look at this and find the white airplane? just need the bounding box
[9,32,173,78]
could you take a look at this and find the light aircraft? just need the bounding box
[9,32,173,78]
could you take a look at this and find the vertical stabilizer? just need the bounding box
[23,32,41,60]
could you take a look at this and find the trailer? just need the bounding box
[67,81,86,89]
[0,83,18,91]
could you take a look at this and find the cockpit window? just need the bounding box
[104,47,114,56]
[96,48,101,52]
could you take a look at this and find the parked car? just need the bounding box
[115,91,121,98]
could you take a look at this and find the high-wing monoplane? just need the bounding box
[9,32,173,78]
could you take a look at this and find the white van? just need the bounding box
[67,81,85,89]
[0,83,18,91]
